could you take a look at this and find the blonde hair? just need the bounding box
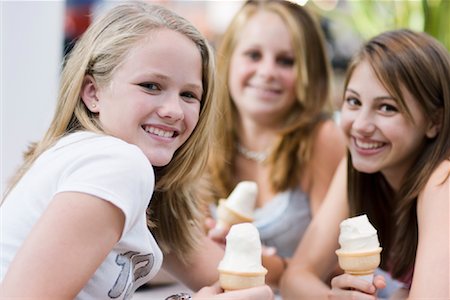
[5,1,216,261]
[208,0,332,198]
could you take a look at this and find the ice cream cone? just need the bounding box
[216,199,253,229]
[218,269,267,292]
[336,215,382,283]
[214,181,257,230]
[217,223,267,292]
[335,247,382,282]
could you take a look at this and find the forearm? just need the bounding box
[1,193,124,298]
[389,287,409,300]
[280,267,330,300]
[164,236,223,291]
[262,254,286,288]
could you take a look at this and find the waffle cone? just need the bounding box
[218,269,267,291]
[216,200,253,229]
[335,247,382,276]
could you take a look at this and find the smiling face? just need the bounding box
[340,61,437,189]
[228,10,297,126]
[83,29,202,167]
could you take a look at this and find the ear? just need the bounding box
[81,75,100,113]
[425,109,442,139]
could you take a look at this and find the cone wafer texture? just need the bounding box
[336,247,382,275]
[218,269,267,291]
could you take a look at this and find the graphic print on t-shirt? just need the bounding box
[108,251,154,299]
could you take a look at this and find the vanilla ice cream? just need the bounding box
[338,214,380,252]
[218,223,267,291]
[225,181,258,218]
[215,181,258,229]
[218,223,266,273]
[336,214,382,283]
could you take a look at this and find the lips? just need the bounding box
[249,84,281,94]
[245,85,283,101]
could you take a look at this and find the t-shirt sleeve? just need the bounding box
[56,141,154,237]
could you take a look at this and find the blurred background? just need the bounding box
[1,0,449,195]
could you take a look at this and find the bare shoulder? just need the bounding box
[304,119,345,175]
[305,121,346,212]
[423,160,450,194]
[418,159,449,210]
[413,160,449,300]
[311,119,346,162]
[434,159,450,179]
[315,119,345,146]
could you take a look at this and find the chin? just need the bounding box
[353,164,380,174]
[150,156,174,167]
[351,159,380,174]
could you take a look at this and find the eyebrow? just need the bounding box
[345,88,395,101]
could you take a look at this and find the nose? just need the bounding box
[157,94,184,122]
[352,109,376,136]
[257,57,277,79]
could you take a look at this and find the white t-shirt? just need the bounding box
[1,131,163,300]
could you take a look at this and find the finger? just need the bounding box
[329,287,377,300]
[262,246,277,256]
[207,226,228,241]
[210,280,222,290]
[204,217,216,230]
[373,274,386,290]
[194,282,222,298]
[220,285,274,300]
[331,273,376,295]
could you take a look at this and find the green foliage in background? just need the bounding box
[422,0,449,50]
[313,0,450,51]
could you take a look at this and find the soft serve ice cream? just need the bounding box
[338,214,380,252]
[218,223,267,291]
[335,214,382,282]
[218,223,267,273]
[215,181,258,230]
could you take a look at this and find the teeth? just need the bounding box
[355,139,383,150]
[257,87,279,93]
[145,126,174,138]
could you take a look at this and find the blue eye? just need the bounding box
[181,91,200,103]
[138,82,159,91]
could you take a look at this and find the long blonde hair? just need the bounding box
[209,0,333,198]
[4,1,216,261]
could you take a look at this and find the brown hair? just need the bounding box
[345,29,450,278]
[208,0,333,199]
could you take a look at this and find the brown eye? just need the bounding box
[379,104,398,113]
[246,50,261,61]
[345,97,360,107]
[278,56,294,67]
